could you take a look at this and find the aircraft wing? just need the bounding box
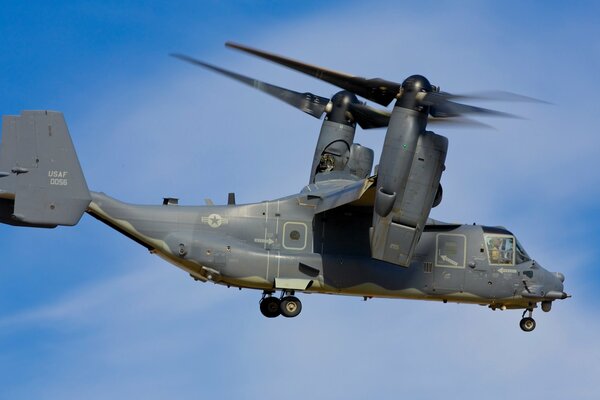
[299,175,375,213]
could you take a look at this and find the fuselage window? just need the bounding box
[435,234,466,268]
[485,235,515,266]
[282,222,308,251]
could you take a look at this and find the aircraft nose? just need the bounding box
[545,271,568,300]
[552,271,565,293]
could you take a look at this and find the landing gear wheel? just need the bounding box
[260,296,281,318]
[520,317,536,332]
[280,296,302,318]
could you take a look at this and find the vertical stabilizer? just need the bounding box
[0,111,91,227]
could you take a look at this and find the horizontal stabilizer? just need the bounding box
[0,111,91,227]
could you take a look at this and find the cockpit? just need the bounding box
[484,233,531,266]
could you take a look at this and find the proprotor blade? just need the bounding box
[348,103,391,129]
[172,53,395,129]
[171,53,331,119]
[419,92,518,118]
[439,90,550,104]
[225,42,401,106]
[347,104,498,130]
[427,116,494,129]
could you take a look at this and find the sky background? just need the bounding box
[1,1,599,398]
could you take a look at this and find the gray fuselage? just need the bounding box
[87,190,565,310]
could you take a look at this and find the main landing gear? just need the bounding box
[259,290,302,318]
[519,308,536,332]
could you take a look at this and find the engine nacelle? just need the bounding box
[371,131,448,266]
[345,143,374,179]
[309,121,354,181]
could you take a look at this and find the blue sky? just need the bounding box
[1,1,599,399]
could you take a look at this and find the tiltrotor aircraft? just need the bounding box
[0,42,568,332]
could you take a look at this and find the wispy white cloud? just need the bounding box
[0,261,226,330]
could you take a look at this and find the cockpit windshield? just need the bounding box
[515,239,531,264]
[485,235,514,265]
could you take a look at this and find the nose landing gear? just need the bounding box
[259,290,303,318]
[519,308,536,332]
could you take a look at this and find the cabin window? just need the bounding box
[282,222,308,250]
[485,235,515,266]
[435,234,466,268]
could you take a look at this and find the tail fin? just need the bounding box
[0,111,91,228]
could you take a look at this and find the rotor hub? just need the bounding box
[330,90,359,107]
[401,75,433,93]
[395,75,433,113]
[327,90,359,126]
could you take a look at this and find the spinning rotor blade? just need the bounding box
[226,43,546,122]
[427,116,494,129]
[419,92,517,118]
[172,53,393,130]
[335,103,494,130]
[171,53,330,119]
[347,103,391,129]
[438,90,550,104]
[226,42,401,107]
[337,102,498,129]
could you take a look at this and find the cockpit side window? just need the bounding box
[515,240,531,264]
[485,235,515,266]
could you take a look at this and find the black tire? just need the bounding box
[260,297,281,318]
[519,317,536,332]
[280,296,302,318]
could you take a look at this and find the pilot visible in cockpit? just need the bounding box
[486,236,514,265]
[489,237,502,264]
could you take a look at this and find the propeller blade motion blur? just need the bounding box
[171,53,331,119]
[226,41,402,106]
[172,52,393,130]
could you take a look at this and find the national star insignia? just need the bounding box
[201,213,229,228]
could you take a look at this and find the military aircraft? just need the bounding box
[0,42,568,332]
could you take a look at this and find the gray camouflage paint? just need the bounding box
[87,186,565,310]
